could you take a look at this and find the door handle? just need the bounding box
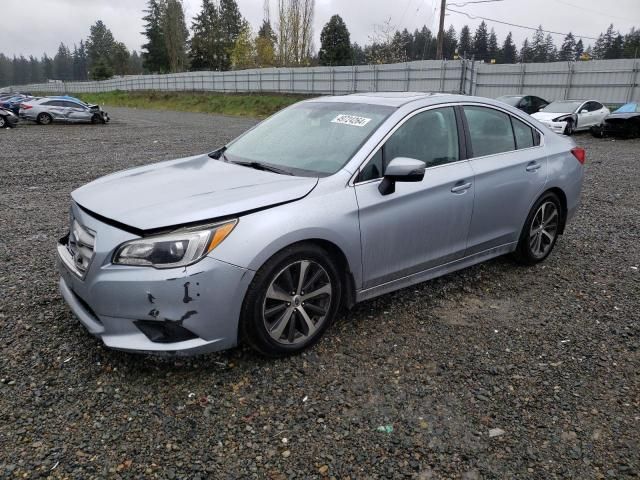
[526,163,541,172]
[451,182,472,193]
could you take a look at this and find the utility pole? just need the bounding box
[436,0,447,60]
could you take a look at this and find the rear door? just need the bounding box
[355,106,475,288]
[463,105,548,255]
[45,100,66,120]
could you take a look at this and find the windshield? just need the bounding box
[225,101,394,176]
[541,101,582,114]
[497,96,522,106]
[614,103,639,113]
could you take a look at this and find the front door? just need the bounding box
[355,106,475,289]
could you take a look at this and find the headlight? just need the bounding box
[552,115,571,122]
[112,219,237,268]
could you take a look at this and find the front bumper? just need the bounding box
[2,115,18,127]
[57,205,254,355]
[539,119,568,134]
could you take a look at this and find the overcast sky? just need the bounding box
[1,0,638,58]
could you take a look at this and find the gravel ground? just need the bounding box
[0,107,638,479]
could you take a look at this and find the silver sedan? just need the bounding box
[57,93,584,356]
[20,97,109,125]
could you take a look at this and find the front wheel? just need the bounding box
[564,120,574,136]
[37,113,52,125]
[240,244,342,357]
[513,192,562,265]
[0,116,6,128]
[91,113,105,124]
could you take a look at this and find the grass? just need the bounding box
[72,91,314,118]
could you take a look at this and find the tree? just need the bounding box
[42,54,54,80]
[365,19,403,64]
[545,34,557,62]
[414,26,434,60]
[86,20,116,79]
[443,25,458,60]
[487,28,499,62]
[190,0,220,70]
[520,38,532,62]
[560,32,577,61]
[575,38,584,60]
[277,0,315,66]
[112,42,131,75]
[530,26,547,62]
[162,0,189,72]
[501,32,517,63]
[53,43,73,80]
[458,25,472,58]
[129,51,144,74]
[256,19,277,67]
[623,28,640,59]
[28,56,42,83]
[473,21,489,61]
[351,42,366,65]
[215,0,245,70]
[606,33,624,59]
[73,41,88,80]
[142,0,169,72]
[318,14,351,66]
[230,21,255,69]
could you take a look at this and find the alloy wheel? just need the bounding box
[262,260,332,345]
[529,201,559,259]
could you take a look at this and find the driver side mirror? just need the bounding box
[580,109,588,114]
[378,157,426,195]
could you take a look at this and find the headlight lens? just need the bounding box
[552,115,570,122]
[113,219,237,268]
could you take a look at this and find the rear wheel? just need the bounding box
[0,116,6,128]
[513,192,562,265]
[37,112,52,125]
[240,244,342,357]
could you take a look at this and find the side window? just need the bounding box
[43,101,58,106]
[588,101,603,112]
[464,106,515,157]
[519,97,532,108]
[357,107,460,182]
[511,117,535,149]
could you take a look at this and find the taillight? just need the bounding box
[571,147,586,165]
[20,103,32,110]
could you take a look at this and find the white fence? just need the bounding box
[2,58,638,104]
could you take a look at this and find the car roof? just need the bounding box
[307,92,450,107]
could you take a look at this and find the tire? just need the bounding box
[37,113,52,125]
[590,124,605,138]
[240,243,342,357]
[91,114,104,125]
[564,120,574,136]
[0,116,5,128]
[513,192,563,266]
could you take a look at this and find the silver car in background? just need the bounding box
[20,97,109,125]
[57,92,584,357]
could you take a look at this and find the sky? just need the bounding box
[0,0,638,58]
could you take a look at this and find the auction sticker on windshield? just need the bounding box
[331,114,372,127]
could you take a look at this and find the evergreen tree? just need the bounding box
[473,21,489,61]
[606,33,624,59]
[53,43,73,80]
[443,25,457,60]
[520,38,532,62]
[129,51,144,74]
[592,33,606,59]
[545,34,557,62]
[0,54,13,87]
[28,56,42,83]
[190,0,220,70]
[112,42,131,75]
[73,41,89,80]
[351,42,366,65]
[86,20,116,79]
[162,0,189,72]
[42,54,54,80]
[414,26,434,60]
[501,32,517,63]
[623,28,640,59]
[560,32,577,61]
[531,26,547,62]
[256,19,277,67]
[487,28,499,62]
[458,25,472,58]
[142,0,169,72]
[319,14,352,66]
[575,38,584,60]
[217,0,244,70]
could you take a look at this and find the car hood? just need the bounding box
[72,154,319,231]
[532,111,573,121]
[606,112,640,120]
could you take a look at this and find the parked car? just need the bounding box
[532,99,610,135]
[0,107,19,128]
[57,92,584,356]
[20,97,109,125]
[591,102,640,138]
[497,95,549,115]
[0,94,32,115]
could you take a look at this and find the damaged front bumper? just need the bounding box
[539,119,568,134]
[56,205,254,355]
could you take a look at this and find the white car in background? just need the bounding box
[532,100,610,135]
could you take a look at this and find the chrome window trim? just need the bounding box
[349,101,545,186]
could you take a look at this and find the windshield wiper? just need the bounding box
[231,160,294,176]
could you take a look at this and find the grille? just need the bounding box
[66,220,96,277]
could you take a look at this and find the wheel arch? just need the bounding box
[541,186,568,234]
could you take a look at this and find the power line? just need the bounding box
[445,7,599,40]
[449,0,504,6]
[554,0,630,23]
